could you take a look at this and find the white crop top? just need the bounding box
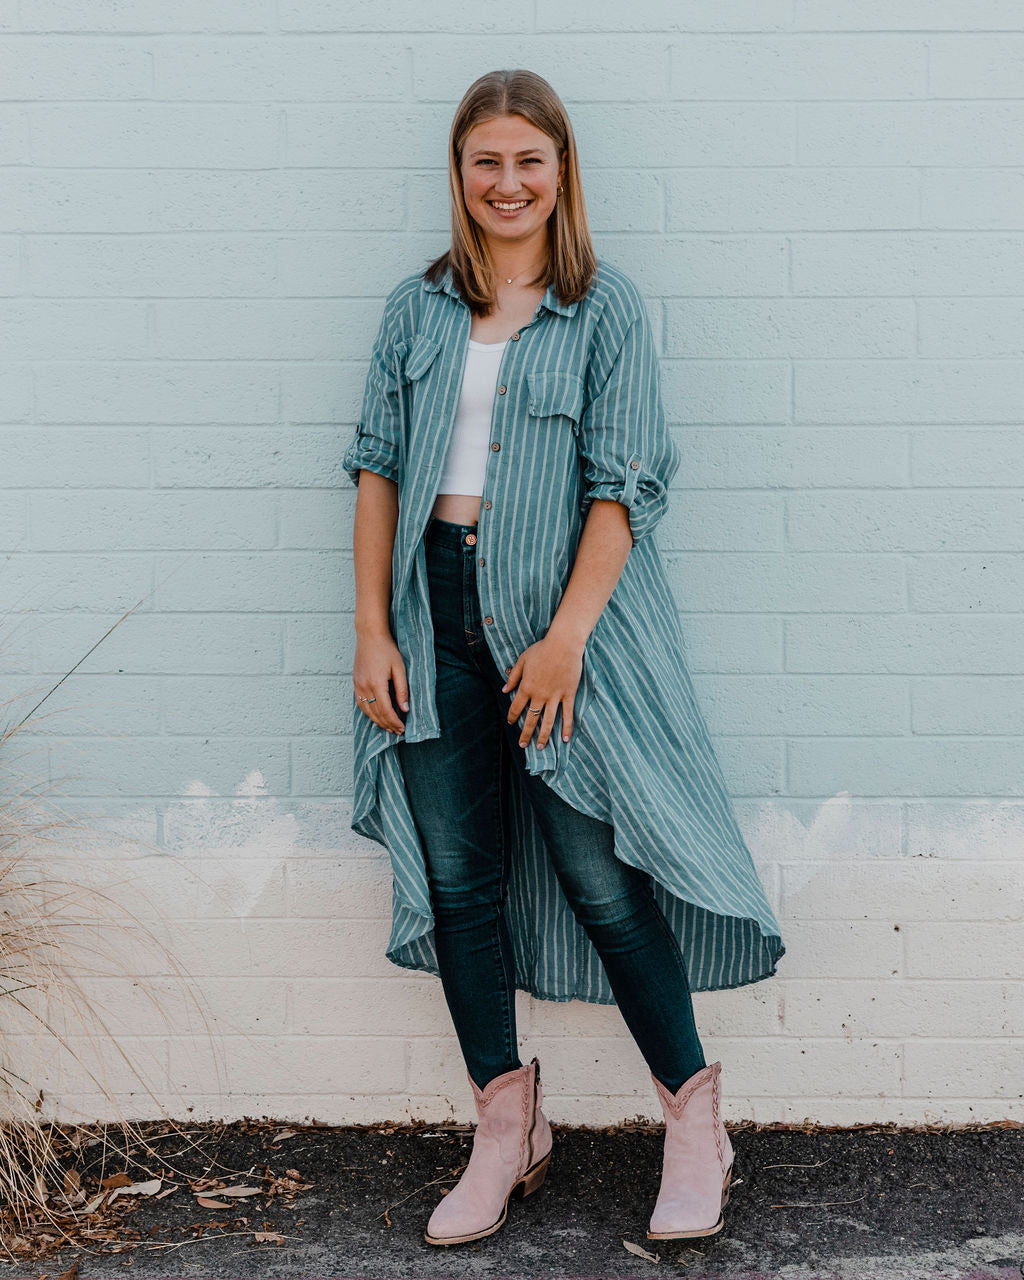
[436,337,508,497]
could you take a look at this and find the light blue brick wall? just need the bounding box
[2,2,1023,1123]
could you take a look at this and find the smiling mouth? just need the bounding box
[488,199,532,212]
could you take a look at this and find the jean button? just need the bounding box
[484,616,494,625]
[465,532,477,545]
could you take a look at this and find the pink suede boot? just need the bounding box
[424,1055,553,1246]
[647,1060,735,1239]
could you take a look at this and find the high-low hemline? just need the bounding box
[350,729,786,1004]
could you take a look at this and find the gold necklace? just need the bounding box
[500,264,544,287]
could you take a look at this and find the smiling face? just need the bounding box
[459,112,565,252]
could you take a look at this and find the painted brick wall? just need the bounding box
[2,0,1022,1127]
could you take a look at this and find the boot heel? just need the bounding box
[514,1150,551,1198]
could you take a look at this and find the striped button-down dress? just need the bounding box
[343,256,786,1001]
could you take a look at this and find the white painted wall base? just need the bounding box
[17,789,1021,1128]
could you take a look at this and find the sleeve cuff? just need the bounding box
[582,454,665,544]
[343,436,399,488]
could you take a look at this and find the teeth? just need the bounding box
[491,200,530,210]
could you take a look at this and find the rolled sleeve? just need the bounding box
[342,306,402,488]
[577,298,681,545]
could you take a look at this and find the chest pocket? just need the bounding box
[395,333,442,384]
[392,334,442,460]
[526,370,585,435]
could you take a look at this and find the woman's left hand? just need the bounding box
[502,635,584,749]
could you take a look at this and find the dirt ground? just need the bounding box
[2,1116,1022,1280]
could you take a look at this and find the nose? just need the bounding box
[492,163,522,196]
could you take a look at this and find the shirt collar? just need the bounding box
[423,260,579,316]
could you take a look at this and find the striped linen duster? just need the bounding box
[343,256,786,1002]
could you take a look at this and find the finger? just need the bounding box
[355,687,385,728]
[359,682,404,734]
[561,695,574,742]
[501,657,523,693]
[536,701,558,749]
[519,701,543,748]
[355,690,383,728]
[506,685,528,723]
[391,666,410,713]
[374,681,406,733]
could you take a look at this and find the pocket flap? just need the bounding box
[403,333,442,381]
[526,370,585,424]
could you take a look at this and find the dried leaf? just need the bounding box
[271,1130,299,1143]
[253,1230,286,1243]
[100,1172,134,1190]
[622,1238,661,1262]
[108,1179,162,1203]
[195,1196,234,1209]
[206,1184,263,1198]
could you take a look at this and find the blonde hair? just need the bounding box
[423,69,597,315]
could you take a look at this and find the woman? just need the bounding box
[344,69,785,1248]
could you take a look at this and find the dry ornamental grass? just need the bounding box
[0,599,250,1263]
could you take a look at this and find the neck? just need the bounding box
[485,233,549,287]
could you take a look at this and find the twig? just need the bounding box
[143,1231,301,1252]
[762,1156,835,1170]
[375,1170,463,1221]
[10,596,150,733]
[772,1194,867,1209]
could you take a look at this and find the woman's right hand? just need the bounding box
[353,630,410,734]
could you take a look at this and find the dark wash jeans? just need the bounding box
[396,515,707,1094]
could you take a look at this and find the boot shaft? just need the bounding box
[467,1056,549,1179]
[653,1061,732,1174]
